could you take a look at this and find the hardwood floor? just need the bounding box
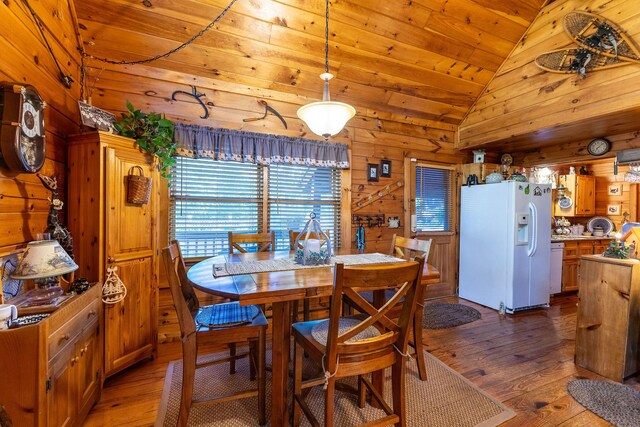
[84,294,640,426]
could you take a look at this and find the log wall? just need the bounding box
[0,0,81,255]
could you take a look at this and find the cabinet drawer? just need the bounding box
[49,298,100,360]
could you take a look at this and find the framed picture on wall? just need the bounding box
[367,164,379,182]
[608,183,622,195]
[380,160,391,178]
[607,204,621,215]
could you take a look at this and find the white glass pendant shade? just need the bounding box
[298,71,355,139]
[297,100,356,139]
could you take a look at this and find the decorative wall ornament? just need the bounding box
[243,100,287,129]
[102,266,127,304]
[37,174,74,259]
[535,11,640,78]
[78,101,117,133]
[171,86,209,119]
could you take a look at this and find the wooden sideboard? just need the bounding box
[576,255,640,382]
[67,131,159,377]
[0,285,102,426]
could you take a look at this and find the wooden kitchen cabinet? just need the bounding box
[553,174,596,216]
[0,285,102,427]
[576,256,640,381]
[68,132,159,377]
[560,239,612,292]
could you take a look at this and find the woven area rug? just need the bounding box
[568,379,640,427]
[423,302,482,329]
[156,350,514,426]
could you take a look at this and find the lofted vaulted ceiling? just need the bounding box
[75,0,549,140]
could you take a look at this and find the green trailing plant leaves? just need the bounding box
[114,102,176,183]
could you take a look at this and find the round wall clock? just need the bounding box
[587,137,611,156]
[0,82,46,173]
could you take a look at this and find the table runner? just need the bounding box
[213,253,405,277]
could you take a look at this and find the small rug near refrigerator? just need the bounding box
[423,302,482,329]
[156,349,514,427]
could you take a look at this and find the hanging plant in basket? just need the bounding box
[114,101,176,182]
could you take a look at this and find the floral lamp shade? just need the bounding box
[11,240,78,280]
[294,213,333,265]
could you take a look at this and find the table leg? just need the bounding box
[271,300,292,426]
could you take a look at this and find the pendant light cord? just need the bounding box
[324,0,330,74]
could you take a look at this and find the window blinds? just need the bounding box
[415,165,453,232]
[268,163,342,250]
[170,158,342,258]
[170,157,263,258]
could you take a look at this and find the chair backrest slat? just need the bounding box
[229,231,275,254]
[162,241,199,339]
[324,257,425,368]
[390,234,433,263]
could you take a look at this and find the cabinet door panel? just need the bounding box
[76,324,101,418]
[562,260,580,292]
[47,344,75,427]
[104,257,156,375]
[105,147,156,259]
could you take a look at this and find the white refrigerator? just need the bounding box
[459,181,552,313]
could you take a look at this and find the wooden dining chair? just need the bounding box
[228,231,276,254]
[163,241,267,427]
[389,234,433,381]
[345,234,433,381]
[289,230,331,322]
[292,256,425,427]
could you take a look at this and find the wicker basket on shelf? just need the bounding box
[126,166,152,204]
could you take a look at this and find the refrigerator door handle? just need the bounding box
[528,202,538,257]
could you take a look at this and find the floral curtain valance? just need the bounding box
[173,124,350,169]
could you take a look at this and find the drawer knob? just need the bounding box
[88,309,97,318]
[60,333,70,342]
[107,256,115,264]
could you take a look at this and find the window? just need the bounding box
[414,164,453,232]
[170,158,342,258]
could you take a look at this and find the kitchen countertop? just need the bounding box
[551,236,614,242]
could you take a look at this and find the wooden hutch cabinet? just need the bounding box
[67,132,159,377]
[0,285,102,427]
[553,174,596,216]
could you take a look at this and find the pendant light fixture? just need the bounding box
[297,0,356,139]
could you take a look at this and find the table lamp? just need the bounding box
[11,240,78,301]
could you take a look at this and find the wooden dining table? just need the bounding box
[187,248,440,426]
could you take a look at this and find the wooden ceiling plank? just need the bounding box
[79,24,477,122]
[77,0,490,93]
[272,0,505,70]
[459,87,640,148]
[414,0,530,33]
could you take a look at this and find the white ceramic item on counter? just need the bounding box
[0,304,17,330]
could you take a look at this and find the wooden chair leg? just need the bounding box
[413,305,427,381]
[392,359,407,427]
[324,376,335,427]
[258,329,266,426]
[293,341,303,427]
[179,336,197,427]
[249,340,256,381]
[229,343,236,374]
[358,375,366,408]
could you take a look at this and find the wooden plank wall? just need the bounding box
[0,0,81,255]
[458,0,640,149]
